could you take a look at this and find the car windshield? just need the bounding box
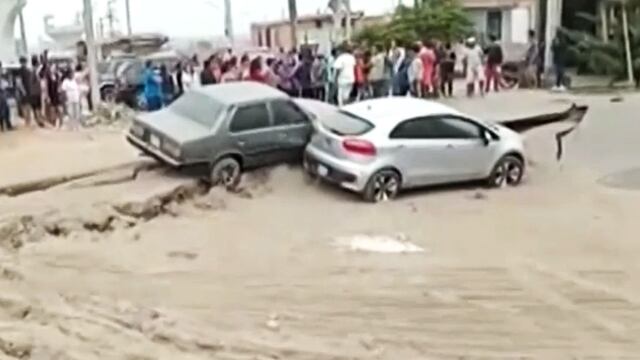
[169,92,225,127]
[322,110,375,136]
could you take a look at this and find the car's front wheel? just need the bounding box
[487,155,524,188]
[210,157,242,191]
[363,169,401,203]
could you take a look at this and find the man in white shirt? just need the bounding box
[463,37,485,97]
[332,44,356,106]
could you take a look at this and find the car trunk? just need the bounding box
[310,110,377,164]
[135,110,209,144]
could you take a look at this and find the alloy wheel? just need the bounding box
[372,173,400,202]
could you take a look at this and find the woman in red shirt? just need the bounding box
[354,50,366,100]
[248,56,268,83]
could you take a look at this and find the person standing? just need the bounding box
[44,64,62,127]
[354,50,368,101]
[552,32,568,91]
[17,57,34,127]
[325,49,337,103]
[463,37,485,97]
[369,45,388,98]
[0,62,11,132]
[310,55,326,100]
[200,59,216,85]
[439,43,456,98]
[159,64,175,105]
[333,44,356,106]
[143,61,162,111]
[524,30,539,88]
[420,41,437,97]
[390,41,406,96]
[74,64,89,115]
[61,69,81,130]
[408,45,423,97]
[174,62,184,96]
[484,34,504,93]
[294,54,313,98]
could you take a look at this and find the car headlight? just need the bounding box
[162,140,181,158]
[130,123,144,137]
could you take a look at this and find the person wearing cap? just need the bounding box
[462,37,485,97]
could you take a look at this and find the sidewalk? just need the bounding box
[0,128,138,192]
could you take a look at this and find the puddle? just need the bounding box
[599,168,640,190]
[332,234,426,254]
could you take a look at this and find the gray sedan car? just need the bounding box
[127,82,315,188]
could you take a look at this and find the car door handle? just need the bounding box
[446,144,455,149]
[238,141,245,147]
[278,132,288,139]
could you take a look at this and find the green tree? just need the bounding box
[560,6,640,86]
[354,0,473,48]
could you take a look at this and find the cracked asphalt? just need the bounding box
[1,91,639,359]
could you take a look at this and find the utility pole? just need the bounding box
[620,0,635,86]
[544,0,563,74]
[83,0,101,108]
[224,0,234,46]
[18,10,28,56]
[288,0,298,50]
[344,0,352,42]
[106,0,116,37]
[125,0,132,35]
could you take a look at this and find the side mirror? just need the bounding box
[482,130,492,146]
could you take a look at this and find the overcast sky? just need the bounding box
[21,0,412,42]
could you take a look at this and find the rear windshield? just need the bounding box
[322,110,375,136]
[169,92,225,127]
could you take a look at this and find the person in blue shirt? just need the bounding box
[143,60,162,111]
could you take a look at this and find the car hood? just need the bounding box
[137,110,210,144]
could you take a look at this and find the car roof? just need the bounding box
[343,97,463,132]
[195,82,289,106]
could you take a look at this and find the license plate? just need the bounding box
[150,135,161,148]
[317,164,329,177]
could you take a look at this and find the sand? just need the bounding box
[1,92,640,359]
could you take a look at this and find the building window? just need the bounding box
[266,27,272,48]
[315,20,322,29]
[487,10,502,40]
[258,30,263,47]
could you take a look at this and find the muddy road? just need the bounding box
[1,93,640,359]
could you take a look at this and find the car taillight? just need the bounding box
[343,139,376,156]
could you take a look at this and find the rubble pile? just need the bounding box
[83,103,136,130]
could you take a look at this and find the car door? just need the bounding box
[228,102,277,168]
[268,99,313,162]
[429,115,494,181]
[389,117,453,187]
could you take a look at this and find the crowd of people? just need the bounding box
[1,29,562,133]
[0,51,91,133]
[142,36,518,111]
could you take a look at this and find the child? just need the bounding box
[61,70,81,130]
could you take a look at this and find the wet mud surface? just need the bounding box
[3,95,640,359]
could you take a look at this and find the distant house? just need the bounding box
[250,12,390,55]
[462,0,539,44]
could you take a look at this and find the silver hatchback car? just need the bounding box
[304,97,526,202]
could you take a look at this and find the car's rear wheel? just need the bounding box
[210,157,242,191]
[487,155,524,188]
[363,169,401,203]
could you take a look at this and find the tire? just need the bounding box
[100,85,116,103]
[210,157,242,191]
[363,169,401,203]
[487,155,524,188]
